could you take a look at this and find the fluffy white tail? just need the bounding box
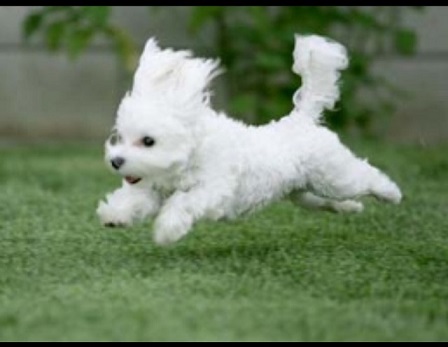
[292,34,348,121]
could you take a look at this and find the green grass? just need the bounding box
[0,140,448,341]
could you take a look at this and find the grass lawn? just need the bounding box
[0,139,447,341]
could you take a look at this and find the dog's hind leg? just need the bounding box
[307,149,402,204]
[291,191,364,213]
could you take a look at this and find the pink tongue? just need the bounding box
[125,176,141,184]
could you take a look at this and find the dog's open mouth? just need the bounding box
[125,176,142,185]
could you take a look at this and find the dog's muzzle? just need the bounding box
[111,157,125,170]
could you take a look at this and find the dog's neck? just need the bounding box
[151,125,206,197]
[147,107,215,197]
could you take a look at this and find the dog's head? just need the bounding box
[104,38,221,185]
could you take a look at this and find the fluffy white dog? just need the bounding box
[96,34,402,245]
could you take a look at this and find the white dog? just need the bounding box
[96,34,402,245]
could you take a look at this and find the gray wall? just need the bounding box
[1,6,447,144]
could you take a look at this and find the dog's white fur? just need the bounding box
[96,34,402,245]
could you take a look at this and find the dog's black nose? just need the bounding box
[111,157,125,170]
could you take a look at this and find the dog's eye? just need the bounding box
[109,132,121,145]
[142,136,156,147]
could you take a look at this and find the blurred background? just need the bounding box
[0,6,447,145]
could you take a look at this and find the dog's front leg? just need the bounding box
[97,181,161,227]
[153,181,232,245]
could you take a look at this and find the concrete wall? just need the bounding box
[0,6,447,144]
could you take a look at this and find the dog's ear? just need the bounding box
[142,37,161,55]
[132,37,187,91]
[130,37,222,114]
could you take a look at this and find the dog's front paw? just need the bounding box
[96,200,133,228]
[153,210,193,246]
